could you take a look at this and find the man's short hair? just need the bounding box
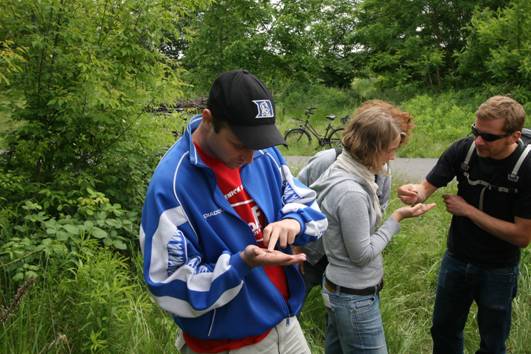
[342,106,401,171]
[210,114,228,133]
[476,96,525,133]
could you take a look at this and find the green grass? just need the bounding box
[1,248,177,353]
[299,181,531,353]
[398,91,485,157]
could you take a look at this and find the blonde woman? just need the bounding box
[297,100,414,296]
[312,106,435,354]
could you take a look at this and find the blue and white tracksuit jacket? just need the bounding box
[139,115,328,340]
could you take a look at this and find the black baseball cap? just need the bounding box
[207,70,286,150]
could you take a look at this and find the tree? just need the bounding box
[0,0,207,181]
[457,0,531,89]
[301,0,361,87]
[182,0,276,87]
[351,0,509,88]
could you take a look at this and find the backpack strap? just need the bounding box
[461,141,476,172]
[459,140,523,209]
[508,143,531,182]
[461,142,531,210]
[521,128,531,144]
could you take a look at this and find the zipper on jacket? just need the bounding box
[207,309,216,337]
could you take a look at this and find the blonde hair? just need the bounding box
[342,106,401,171]
[349,100,414,146]
[476,96,525,133]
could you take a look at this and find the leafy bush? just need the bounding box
[0,180,137,283]
[457,0,531,89]
[0,0,195,182]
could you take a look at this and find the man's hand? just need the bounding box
[240,245,306,268]
[443,194,472,217]
[397,184,421,205]
[398,180,437,206]
[263,219,301,251]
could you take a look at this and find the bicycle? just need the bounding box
[284,107,343,149]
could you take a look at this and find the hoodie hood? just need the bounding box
[311,163,369,205]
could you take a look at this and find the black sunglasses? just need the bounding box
[470,124,510,142]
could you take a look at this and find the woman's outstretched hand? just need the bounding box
[392,203,436,222]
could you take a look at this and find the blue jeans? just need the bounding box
[323,286,387,354]
[431,252,519,354]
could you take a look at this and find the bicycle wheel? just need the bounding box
[284,128,312,149]
[327,128,343,148]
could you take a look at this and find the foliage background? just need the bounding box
[1,0,530,352]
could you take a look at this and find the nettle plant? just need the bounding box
[1,188,137,282]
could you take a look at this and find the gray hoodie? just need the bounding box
[297,148,391,265]
[310,156,400,289]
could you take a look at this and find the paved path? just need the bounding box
[286,156,438,182]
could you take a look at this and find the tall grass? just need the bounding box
[398,91,484,157]
[0,247,177,353]
[299,181,531,354]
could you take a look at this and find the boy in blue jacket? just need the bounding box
[140,70,327,353]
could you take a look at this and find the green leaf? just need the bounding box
[13,272,24,282]
[25,271,39,279]
[63,224,80,234]
[56,231,69,241]
[105,219,122,228]
[112,240,127,250]
[92,227,108,239]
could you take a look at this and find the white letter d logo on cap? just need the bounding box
[252,100,274,119]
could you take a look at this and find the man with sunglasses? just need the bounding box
[398,95,531,354]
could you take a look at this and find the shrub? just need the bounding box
[0,179,137,284]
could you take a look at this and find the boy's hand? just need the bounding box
[263,219,301,251]
[240,245,306,268]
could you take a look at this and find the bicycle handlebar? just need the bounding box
[304,107,317,116]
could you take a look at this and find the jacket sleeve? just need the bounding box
[335,190,399,266]
[272,150,328,245]
[139,185,251,319]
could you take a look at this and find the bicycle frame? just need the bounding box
[284,107,343,149]
[297,119,339,146]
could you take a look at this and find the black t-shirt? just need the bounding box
[427,137,531,267]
